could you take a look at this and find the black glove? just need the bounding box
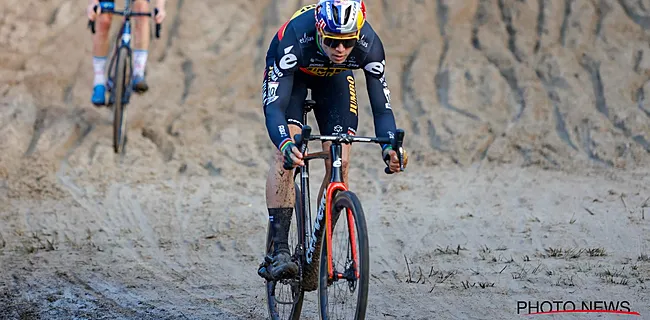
[282,141,299,170]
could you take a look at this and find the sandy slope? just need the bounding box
[1,0,650,319]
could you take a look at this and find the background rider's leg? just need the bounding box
[91,12,113,105]
[132,0,150,92]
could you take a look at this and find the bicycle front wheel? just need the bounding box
[113,46,130,154]
[318,190,369,320]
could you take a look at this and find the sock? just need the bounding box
[269,208,293,254]
[133,50,148,77]
[93,56,107,86]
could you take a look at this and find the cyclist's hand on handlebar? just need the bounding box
[282,141,304,169]
[154,7,167,24]
[383,147,408,173]
[87,0,100,21]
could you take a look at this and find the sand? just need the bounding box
[1,0,649,319]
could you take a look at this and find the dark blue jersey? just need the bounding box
[262,4,397,151]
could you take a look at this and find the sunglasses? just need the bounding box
[321,33,358,49]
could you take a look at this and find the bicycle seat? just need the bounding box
[303,99,316,112]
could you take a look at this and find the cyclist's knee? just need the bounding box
[96,14,112,31]
[132,0,150,10]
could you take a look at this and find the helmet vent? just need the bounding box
[344,6,352,24]
[332,6,339,24]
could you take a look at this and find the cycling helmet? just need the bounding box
[315,0,366,35]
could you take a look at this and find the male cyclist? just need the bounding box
[258,0,409,284]
[86,0,166,106]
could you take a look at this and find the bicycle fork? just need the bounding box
[323,143,359,282]
[106,21,134,106]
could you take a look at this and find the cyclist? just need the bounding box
[86,0,167,106]
[258,0,409,283]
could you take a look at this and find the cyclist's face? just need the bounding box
[319,31,357,64]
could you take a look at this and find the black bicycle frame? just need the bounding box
[292,100,403,268]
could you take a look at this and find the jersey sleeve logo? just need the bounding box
[364,60,385,75]
[280,45,298,70]
[266,82,280,105]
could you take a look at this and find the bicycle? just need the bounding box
[259,99,406,320]
[88,0,162,154]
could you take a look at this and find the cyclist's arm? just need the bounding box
[362,36,397,149]
[263,29,301,151]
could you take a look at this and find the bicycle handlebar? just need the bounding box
[283,125,406,174]
[88,4,162,38]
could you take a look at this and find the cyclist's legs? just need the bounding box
[91,1,113,105]
[132,0,151,86]
[311,70,358,204]
[264,67,309,255]
[92,10,112,58]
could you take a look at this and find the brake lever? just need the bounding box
[88,5,98,34]
[296,125,312,154]
[154,8,161,38]
[396,129,405,172]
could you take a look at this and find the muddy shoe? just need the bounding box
[271,251,298,280]
[257,255,274,281]
[132,75,149,93]
[260,251,298,281]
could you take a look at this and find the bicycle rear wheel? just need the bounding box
[318,190,369,319]
[265,182,305,320]
[113,46,131,154]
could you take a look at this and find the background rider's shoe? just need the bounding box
[132,75,149,93]
[91,84,106,106]
[270,251,298,280]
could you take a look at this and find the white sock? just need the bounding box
[133,50,148,77]
[93,56,107,86]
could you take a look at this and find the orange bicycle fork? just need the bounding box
[324,143,360,282]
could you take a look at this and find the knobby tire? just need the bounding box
[113,47,130,154]
[317,190,369,320]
